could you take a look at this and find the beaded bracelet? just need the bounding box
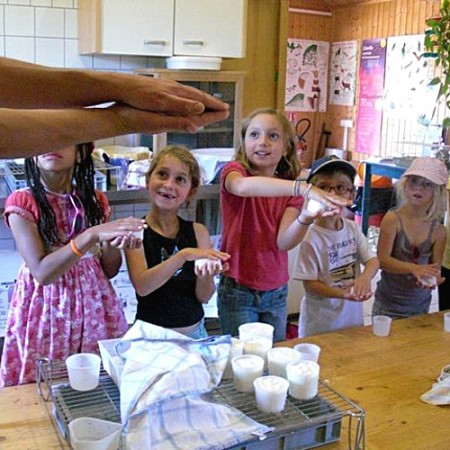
[292,179,301,197]
[296,216,313,226]
[70,239,84,257]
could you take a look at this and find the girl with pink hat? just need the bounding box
[373,157,448,319]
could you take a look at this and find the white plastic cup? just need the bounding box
[444,312,450,333]
[267,347,302,378]
[223,337,244,379]
[293,343,321,363]
[372,315,392,337]
[242,335,273,364]
[69,417,122,450]
[253,375,289,413]
[231,354,264,393]
[66,353,101,391]
[286,360,320,400]
[238,322,274,342]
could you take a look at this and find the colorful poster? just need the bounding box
[329,41,358,106]
[384,34,438,121]
[285,39,329,112]
[356,38,387,155]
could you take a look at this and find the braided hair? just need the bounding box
[25,143,103,248]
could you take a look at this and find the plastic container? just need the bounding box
[66,353,101,391]
[68,417,121,450]
[165,56,222,70]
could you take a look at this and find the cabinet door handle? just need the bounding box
[182,40,205,46]
[143,40,167,46]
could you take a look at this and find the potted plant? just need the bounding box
[424,0,450,128]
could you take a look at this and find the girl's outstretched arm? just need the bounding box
[8,214,145,285]
[224,170,350,210]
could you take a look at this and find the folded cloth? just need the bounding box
[420,375,450,405]
[117,321,272,450]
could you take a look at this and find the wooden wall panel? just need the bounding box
[288,0,443,164]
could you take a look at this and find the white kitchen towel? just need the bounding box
[117,321,272,450]
[420,374,450,406]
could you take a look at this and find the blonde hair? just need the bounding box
[396,176,447,221]
[146,145,201,191]
[234,108,300,180]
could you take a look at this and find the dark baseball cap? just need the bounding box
[307,155,357,183]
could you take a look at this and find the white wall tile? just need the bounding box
[93,54,121,70]
[36,37,63,66]
[0,38,5,56]
[0,6,4,35]
[64,37,92,68]
[31,0,52,6]
[5,6,34,36]
[9,0,31,5]
[36,7,64,37]
[52,0,73,8]
[5,36,35,62]
[0,1,7,5]
[119,55,150,71]
[65,8,76,38]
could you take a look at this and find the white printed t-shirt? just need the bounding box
[293,219,374,337]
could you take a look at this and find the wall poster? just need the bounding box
[329,41,358,106]
[285,39,330,112]
[355,38,387,155]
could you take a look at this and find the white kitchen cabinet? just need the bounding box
[173,0,247,58]
[78,0,247,58]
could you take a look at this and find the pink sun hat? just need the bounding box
[403,157,448,186]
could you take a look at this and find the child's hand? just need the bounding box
[308,185,351,214]
[93,217,147,244]
[350,276,373,301]
[410,263,441,288]
[180,248,230,277]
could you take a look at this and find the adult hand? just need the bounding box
[109,74,230,117]
[110,103,230,135]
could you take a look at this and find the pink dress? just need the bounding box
[0,189,128,387]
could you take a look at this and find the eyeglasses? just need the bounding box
[316,184,354,195]
[67,193,84,239]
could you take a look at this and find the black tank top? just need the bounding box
[135,217,204,328]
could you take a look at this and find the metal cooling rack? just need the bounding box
[36,358,365,450]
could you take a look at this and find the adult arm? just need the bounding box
[0,57,230,157]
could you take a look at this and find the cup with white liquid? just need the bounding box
[239,322,274,342]
[222,337,244,379]
[253,375,289,413]
[231,354,264,393]
[286,360,320,400]
[267,347,302,378]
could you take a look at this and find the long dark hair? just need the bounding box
[25,142,103,248]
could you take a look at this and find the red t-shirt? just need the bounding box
[220,161,303,291]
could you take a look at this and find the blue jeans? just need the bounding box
[184,318,209,340]
[217,276,287,342]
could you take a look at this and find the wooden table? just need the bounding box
[0,312,449,449]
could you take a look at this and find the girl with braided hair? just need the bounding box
[0,143,146,386]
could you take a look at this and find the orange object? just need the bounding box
[356,162,393,188]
